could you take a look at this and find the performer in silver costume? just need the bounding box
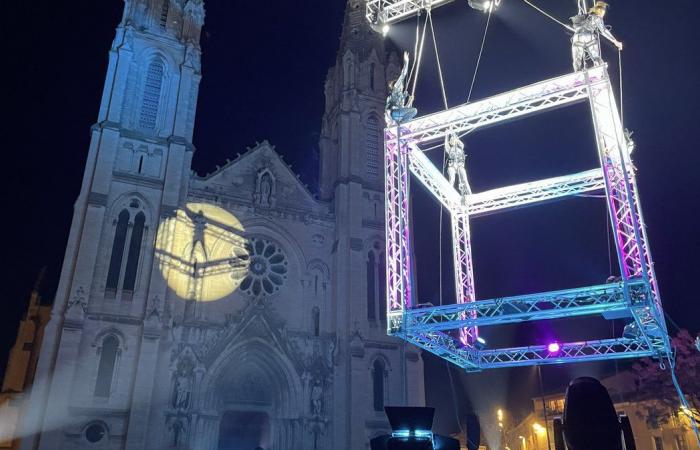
[445,133,472,203]
[571,1,623,72]
[385,52,417,124]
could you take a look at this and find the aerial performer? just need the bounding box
[571,1,623,72]
[445,133,472,204]
[385,51,417,124]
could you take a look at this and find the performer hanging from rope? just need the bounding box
[445,133,472,204]
[385,51,417,124]
[571,1,623,72]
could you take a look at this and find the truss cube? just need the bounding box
[383,65,671,370]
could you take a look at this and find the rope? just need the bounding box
[407,12,421,88]
[618,49,624,127]
[429,9,449,110]
[521,0,575,33]
[467,7,492,103]
[445,361,464,433]
[410,11,430,101]
[426,6,450,304]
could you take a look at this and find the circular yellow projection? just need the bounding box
[155,203,249,302]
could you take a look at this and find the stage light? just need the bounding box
[548,342,561,353]
[382,24,390,36]
[475,336,487,350]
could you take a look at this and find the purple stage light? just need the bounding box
[548,342,561,353]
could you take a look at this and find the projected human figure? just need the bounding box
[571,1,623,71]
[445,133,472,203]
[385,52,417,124]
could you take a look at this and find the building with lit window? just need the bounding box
[505,373,698,450]
[17,1,424,449]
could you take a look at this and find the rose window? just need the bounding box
[239,238,288,296]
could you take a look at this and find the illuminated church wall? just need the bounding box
[19,1,424,449]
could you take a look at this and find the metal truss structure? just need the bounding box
[381,57,671,369]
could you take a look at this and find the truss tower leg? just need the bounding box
[451,211,477,344]
[385,127,413,334]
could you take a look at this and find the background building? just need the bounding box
[18,1,424,449]
[505,372,699,450]
[0,272,51,450]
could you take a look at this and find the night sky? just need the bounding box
[3,0,699,436]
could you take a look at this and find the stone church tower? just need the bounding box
[19,0,424,449]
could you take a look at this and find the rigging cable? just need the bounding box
[427,6,450,305]
[410,11,430,101]
[429,9,449,110]
[618,49,624,126]
[520,0,575,33]
[467,6,493,103]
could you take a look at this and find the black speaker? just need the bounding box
[563,377,623,450]
[465,413,480,450]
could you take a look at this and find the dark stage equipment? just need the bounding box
[555,377,636,450]
[369,407,460,450]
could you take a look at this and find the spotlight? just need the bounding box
[622,321,640,339]
[548,342,561,354]
[475,336,487,350]
[382,24,391,36]
[468,0,501,12]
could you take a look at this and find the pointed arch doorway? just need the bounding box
[218,410,270,450]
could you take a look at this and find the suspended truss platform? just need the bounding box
[382,65,671,371]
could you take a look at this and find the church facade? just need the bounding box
[20,1,424,449]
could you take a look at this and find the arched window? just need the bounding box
[366,115,381,180]
[139,59,165,130]
[370,63,376,91]
[312,307,320,337]
[159,0,170,28]
[378,252,387,322]
[106,210,130,293]
[367,251,376,320]
[95,335,119,398]
[372,359,385,412]
[122,212,145,293]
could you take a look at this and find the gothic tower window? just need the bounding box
[372,359,386,412]
[366,115,381,180]
[370,63,376,91]
[106,210,130,293]
[159,0,170,29]
[139,59,165,130]
[367,251,376,320]
[122,212,145,294]
[367,243,386,321]
[312,307,320,337]
[378,251,387,321]
[95,335,119,398]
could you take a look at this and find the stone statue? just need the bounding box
[310,380,323,416]
[173,373,192,410]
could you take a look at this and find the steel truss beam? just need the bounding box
[397,67,606,145]
[404,330,655,371]
[366,0,455,27]
[405,281,648,332]
[408,145,607,216]
[382,63,671,370]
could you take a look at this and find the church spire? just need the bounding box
[338,0,384,59]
